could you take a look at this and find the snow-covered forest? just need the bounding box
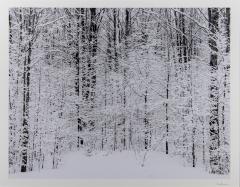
[9,8,230,177]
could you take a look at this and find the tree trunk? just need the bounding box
[75,8,82,149]
[174,8,188,63]
[144,89,150,150]
[21,8,33,172]
[165,69,170,154]
[208,8,220,174]
[122,8,131,150]
[113,8,118,72]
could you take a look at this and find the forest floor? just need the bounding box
[10,151,228,178]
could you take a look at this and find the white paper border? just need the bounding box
[0,0,239,187]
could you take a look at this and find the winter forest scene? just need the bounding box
[9,8,230,178]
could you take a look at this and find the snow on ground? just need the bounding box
[10,151,228,179]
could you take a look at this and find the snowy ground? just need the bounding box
[10,151,228,179]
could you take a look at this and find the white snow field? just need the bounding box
[9,151,227,179]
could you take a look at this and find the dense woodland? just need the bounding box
[9,8,230,175]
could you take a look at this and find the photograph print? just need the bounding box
[9,8,230,178]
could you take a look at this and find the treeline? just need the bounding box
[9,8,230,175]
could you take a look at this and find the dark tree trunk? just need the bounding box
[81,8,88,103]
[121,8,131,150]
[80,8,87,142]
[208,8,220,174]
[144,89,150,150]
[192,127,196,167]
[225,8,230,53]
[74,8,82,149]
[89,8,97,107]
[9,13,13,44]
[21,8,33,172]
[180,8,188,63]
[113,8,118,72]
[87,8,97,132]
[165,70,170,154]
[174,8,188,63]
